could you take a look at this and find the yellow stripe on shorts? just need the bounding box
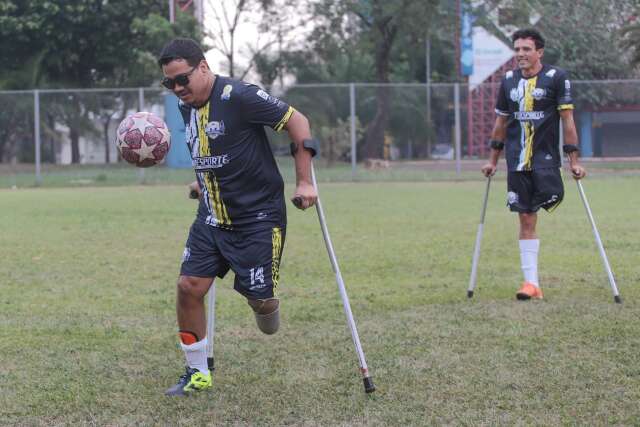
[272,227,282,290]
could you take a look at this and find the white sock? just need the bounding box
[181,338,210,375]
[519,239,540,287]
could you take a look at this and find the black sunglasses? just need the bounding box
[162,65,198,90]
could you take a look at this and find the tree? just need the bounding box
[477,0,637,80]
[0,0,201,164]
[262,0,448,159]
[206,0,299,80]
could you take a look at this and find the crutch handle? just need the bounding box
[292,196,304,209]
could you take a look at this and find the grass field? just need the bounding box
[2,157,640,189]
[1,174,639,425]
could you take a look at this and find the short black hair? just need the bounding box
[512,28,545,50]
[158,38,205,67]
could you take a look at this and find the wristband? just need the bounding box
[562,144,579,154]
[489,140,504,150]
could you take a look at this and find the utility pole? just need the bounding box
[169,0,175,23]
[455,0,461,80]
[425,35,432,159]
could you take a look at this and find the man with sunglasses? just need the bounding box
[158,38,318,396]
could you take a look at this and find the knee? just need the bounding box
[177,276,208,299]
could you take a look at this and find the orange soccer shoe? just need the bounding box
[516,282,543,300]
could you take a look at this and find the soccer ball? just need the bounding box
[115,112,171,167]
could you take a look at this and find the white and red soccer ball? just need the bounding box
[116,112,171,167]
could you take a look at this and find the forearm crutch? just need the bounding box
[575,179,621,303]
[292,141,375,394]
[467,176,492,298]
[206,284,216,371]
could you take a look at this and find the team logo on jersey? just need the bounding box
[182,247,191,262]
[221,84,233,101]
[506,71,514,79]
[507,191,519,205]
[545,69,557,77]
[510,88,520,102]
[532,88,546,100]
[545,154,553,160]
[205,121,226,139]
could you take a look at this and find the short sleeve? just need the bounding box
[239,84,295,131]
[556,70,574,111]
[495,78,510,116]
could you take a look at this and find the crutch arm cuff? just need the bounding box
[290,138,319,157]
[563,144,579,154]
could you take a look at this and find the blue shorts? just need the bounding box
[180,220,286,299]
[507,168,564,213]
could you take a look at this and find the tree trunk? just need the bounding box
[362,16,396,159]
[70,126,80,164]
[363,85,390,159]
[103,116,112,163]
[328,133,335,166]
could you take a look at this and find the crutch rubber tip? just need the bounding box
[207,357,215,372]
[363,377,376,393]
[614,295,622,304]
[467,290,474,298]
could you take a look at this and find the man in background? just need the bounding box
[481,28,586,300]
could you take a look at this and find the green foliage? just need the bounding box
[533,0,635,80]
[0,0,202,90]
[0,0,202,163]
[477,0,638,80]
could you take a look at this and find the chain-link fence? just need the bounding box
[1,81,639,188]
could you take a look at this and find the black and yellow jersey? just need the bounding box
[178,75,294,230]
[495,64,574,172]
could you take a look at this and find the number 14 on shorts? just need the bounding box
[250,266,265,286]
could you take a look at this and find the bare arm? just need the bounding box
[560,109,586,179]
[284,110,318,209]
[481,115,508,176]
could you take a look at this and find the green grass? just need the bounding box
[1,177,639,425]
[3,157,640,189]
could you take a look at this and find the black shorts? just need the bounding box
[507,168,564,213]
[180,220,286,299]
